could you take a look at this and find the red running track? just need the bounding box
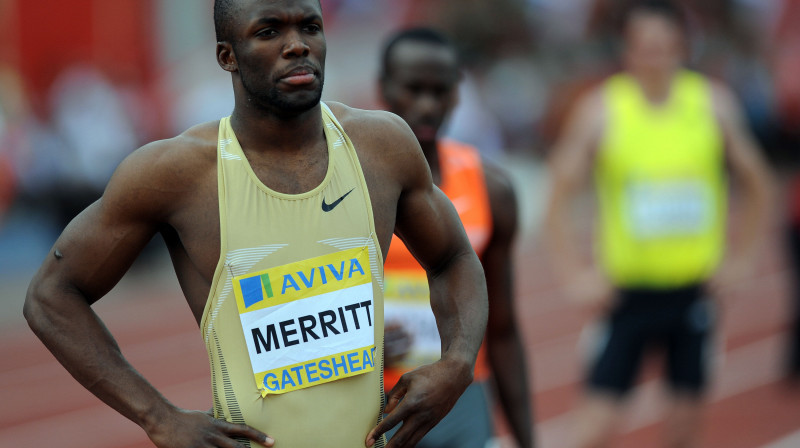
[2,217,799,447]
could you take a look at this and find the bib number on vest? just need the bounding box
[233,247,376,397]
[384,272,441,368]
[626,180,712,239]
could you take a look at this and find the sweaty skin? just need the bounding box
[23,1,488,447]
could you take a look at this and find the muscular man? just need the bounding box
[545,1,772,447]
[379,28,533,448]
[22,1,488,447]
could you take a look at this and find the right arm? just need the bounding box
[543,89,614,311]
[23,139,272,448]
[481,165,534,448]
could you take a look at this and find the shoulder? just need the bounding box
[551,84,606,161]
[121,121,218,181]
[481,159,518,235]
[326,101,419,150]
[437,139,514,205]
[325,101,430,186]
[561,84,606,140]
[706,79,743,123]
[103,121,219,220]
[575,84,607,118]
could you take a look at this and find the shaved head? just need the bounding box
[214,0,239,42]
[214,0,321,42]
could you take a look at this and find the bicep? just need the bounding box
[46,200,158,302]
[712,85,771,187]
[367,110,475,272]
[32,153,169,304]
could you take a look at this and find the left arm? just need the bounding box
[364,112,488,448]
[709,83,774,294]
[483,164,534,448]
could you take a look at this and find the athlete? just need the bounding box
[22,1,488,447]
[378,28,533,448]
[544,1,772,447]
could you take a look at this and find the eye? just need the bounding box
[432,86,450,97]
[303,24,321,34]
[405,84,424,95]
[255,28,278,38]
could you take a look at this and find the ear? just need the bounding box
[216,42,238,73]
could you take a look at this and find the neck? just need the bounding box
[230,102,324,153]
[629,68,677,105]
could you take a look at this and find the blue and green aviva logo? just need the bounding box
[240,274,275,308]
[236,248,370,311]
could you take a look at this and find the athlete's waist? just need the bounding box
[615,283,706,308]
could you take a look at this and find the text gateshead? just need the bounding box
[261,347,377,393]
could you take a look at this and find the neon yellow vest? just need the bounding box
[201,103,386,447]
[596,70,726,288]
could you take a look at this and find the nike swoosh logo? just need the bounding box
[322,188,355,212]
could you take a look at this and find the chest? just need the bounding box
[165,138,400,326]
[244,143,329,195]
[177,155,396,274]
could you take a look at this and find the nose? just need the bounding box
[282,30,310,58]
[415,93,441,118]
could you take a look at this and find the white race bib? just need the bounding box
[383,272,440,368]
[233,248,376,396]
[626,180,712,239]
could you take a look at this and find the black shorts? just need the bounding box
[585,284,715,397]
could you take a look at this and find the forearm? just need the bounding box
[544,195,584,280]
[24,286,175,432]
[428,249,488,373]
[715,84,774,262]
[488,331,534,448]
[736,172,773,260]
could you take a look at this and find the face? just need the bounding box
[623,11,685,77]
[221,0,326,117]
[380,41,459,144]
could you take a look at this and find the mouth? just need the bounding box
[412,123,438,141]
[279,66,318,86]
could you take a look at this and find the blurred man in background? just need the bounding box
[379,28,534,448]
[544,1,772,447]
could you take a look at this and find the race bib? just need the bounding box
[233,248,376,397]
[383,271,441,368]
[626,180,711,239]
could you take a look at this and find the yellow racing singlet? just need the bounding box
[200,103,386,447]
[596,70,726,288]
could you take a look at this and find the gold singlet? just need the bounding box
[200,103,386,447]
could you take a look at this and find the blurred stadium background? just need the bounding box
[1,0,799,446]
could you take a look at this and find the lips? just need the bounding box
[412,124,438,141]
[280,66,317,86]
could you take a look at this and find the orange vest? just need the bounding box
[383,139,493,391]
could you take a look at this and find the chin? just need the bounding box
[269,88,324,116]
[413,129,439,144]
